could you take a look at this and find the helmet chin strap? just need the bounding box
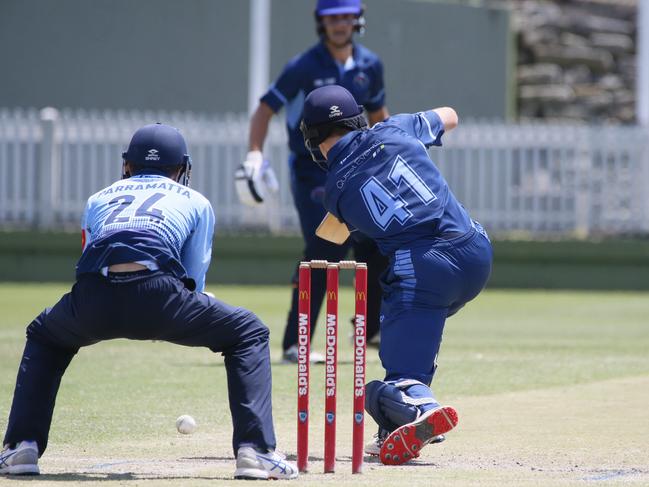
[306,143,328,171]
[179,159,192,187]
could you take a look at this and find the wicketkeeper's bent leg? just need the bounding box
[3,305,79,455]
[156,284,277,455]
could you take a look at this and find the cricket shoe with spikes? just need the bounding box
[380,406,458,466]
[0,441,39,475]
[234,446,298,480]
[365,428,446,456]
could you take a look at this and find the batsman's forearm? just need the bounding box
[248,102,274,151]
[432,107,458,132]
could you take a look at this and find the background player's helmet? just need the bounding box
[300,85,368,167]
[122,123,192,186]
[315,0,365,36]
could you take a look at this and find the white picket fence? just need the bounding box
[1,107,648,237]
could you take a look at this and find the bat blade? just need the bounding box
[316,212,350,245]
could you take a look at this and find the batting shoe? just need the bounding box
[380,406,458,466]
[234,446,298,480]
[364,428,389,456]
[365,428,446,456]
[0,441,39,475]
[282,344,325,364]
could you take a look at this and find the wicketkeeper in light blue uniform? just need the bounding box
[0,124,298,480]
[299,86,493,466]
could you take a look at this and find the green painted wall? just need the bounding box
[0,0,250,113]
[0,0,511,118]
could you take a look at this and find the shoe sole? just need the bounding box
[233,467,269,480]
[234,464,297,480]
[234,473,297,480]
[365,446,381,457]
[365,433,446,457]
[1,465,40,475]
[380,406,458,466]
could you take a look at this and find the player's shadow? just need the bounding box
[179,456,231,461]
[362,455,438,467]
[9,472,230,481]
[181,454,439,469]
[181,454,322,462]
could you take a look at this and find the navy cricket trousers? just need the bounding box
[3,270,276,456]
[379,227,493,386]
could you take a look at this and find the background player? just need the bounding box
[235,0,389,362]
[299,86,493,465]
[0,123,298,480]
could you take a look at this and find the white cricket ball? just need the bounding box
[176,415,197,434]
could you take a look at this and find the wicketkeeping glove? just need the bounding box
[234,151,279,206]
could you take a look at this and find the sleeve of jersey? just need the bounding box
[323,189,356,235]
[259,57,302,113]
[181,201,215,293]
[412,111,445,148]
[364,58,386,113]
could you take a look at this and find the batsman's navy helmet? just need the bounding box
[300,85,368,166]
[315,0,365,36]
[122,123,192,185]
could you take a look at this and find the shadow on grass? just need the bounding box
[6,472,230,481]
[178,454,432,466]
[179,456,232,462]
[360,455,438,467]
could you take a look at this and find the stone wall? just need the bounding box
[512,0,637,122]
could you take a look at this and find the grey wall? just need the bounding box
[0,0,512,118]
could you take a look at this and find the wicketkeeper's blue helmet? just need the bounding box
[122,123,192,186]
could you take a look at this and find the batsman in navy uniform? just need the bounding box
[300,86,493,465]
[0,124,298,480]
[236,0,389,362]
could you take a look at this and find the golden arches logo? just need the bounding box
[327,291,337,300]
[356,291,366,301]
[299,290,309,300]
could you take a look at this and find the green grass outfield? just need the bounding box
[1,283,648,486]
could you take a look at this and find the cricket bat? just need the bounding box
[316,212,350,244]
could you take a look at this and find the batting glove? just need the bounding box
[234,151,279,206]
